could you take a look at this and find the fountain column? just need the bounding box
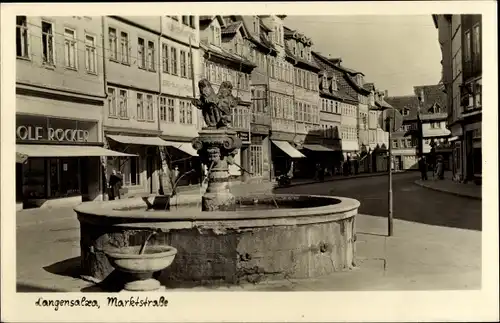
[192,128,242,211]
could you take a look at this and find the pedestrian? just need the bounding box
[346,156,352,176]
[353,159,359,175]
[318,164,325,182]
[418,156,428,181]
[435,156,444,180]
[108,169,123,200]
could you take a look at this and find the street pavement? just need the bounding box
[15,172,482,292]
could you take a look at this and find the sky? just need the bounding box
[285,15,442,97]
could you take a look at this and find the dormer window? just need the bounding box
[332,76,338,91]
[299,43,304,58]
[210,24,221,46]
[402,108,410,116]
[322,75,327,89]
[292,41,296,55]
[253,16,260,34]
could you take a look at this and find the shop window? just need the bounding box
[121,156,141,186]
[16,16,29,58]
[22,158,46,199]
[49,158,80,198]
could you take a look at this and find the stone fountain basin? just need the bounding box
[104,245,177,274]
[76,194,360,285]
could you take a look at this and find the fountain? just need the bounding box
[75,79,360,290]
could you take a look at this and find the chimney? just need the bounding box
[384,90,388,97]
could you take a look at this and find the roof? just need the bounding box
[200,41,256,70]
[413,84,447,113]
[228,15,277,54]
[221,21,243,35]
[312,51,365,76]
[318,70,358,103]
[284,44,321,71]
[384,95,421,121]
[363,83,376,91]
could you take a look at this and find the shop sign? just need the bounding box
[237,131,250,142]
[16,125,90,142]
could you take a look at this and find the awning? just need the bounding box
[106,134,169,146]
[162,140,198,157]
[301,144,336,152]
[16,144,136,157]
[272,140,305,158]
[449,136,460,142]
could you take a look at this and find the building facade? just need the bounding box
[434,14,482,183]
[283,25,322,178]
[312,52,361,163]
[15,16,134,209]
[386,84,451,171]
[199,15,256,180]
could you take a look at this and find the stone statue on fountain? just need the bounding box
[191,79,242,211]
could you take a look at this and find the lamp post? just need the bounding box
[376,100,402,237]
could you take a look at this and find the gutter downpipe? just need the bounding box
[100,16,108,200]
[158,16,163,133]
[267,47,273,181]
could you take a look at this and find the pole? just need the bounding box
[388,108,395,237]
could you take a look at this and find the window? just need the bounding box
[392,140,399,149]
[146,94,155,121]
[180,50,187,77]
[147,41,155,71]
[187,52,192,79]
[137,93,145,120]
[473,24,480,55]
[120,32,129,64]
[210,25,221,46]
[170,47,177,75]
[108,87,117,117]
[168,98,175,122]
[162,43,169,73]
[118,90,128,118]
[83,34,97,74]
[16,16,29,58]
[160,97,167,122]
[253,16,260,34]
[109,27,118,61]
[41,21,55,65]
[475,82,482,107]
[138,38,146,69]
[182,16,189,26]
[121,156,141,186]
[464,30,471,62]
[189,16,196,28]
[179,101,192,124]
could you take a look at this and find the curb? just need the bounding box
[285,171,410,188]
[413,180,481,200]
